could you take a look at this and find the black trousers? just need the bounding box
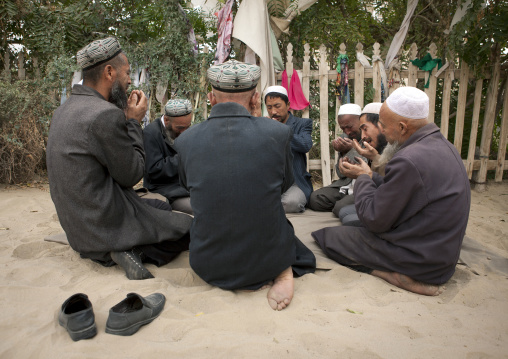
[138,198,190,267]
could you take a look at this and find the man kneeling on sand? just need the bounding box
[312,87,471,295]
[176,60,316,310]
[46,37,192,280]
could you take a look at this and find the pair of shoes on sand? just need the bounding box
[110,248,154,280]
[58,292,165,341]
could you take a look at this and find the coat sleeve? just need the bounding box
[290,117,313,154]
[90,110,145,188]
[282,128,295,194]
[175,140,188,191]
[354,155,428,234]
[143,127,179,182]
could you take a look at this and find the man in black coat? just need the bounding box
[176,60,316,311]
[46,37,192,280]
[143,99,192,214]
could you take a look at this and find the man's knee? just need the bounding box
[308,190,334,211]
[171,197,193,215]
[282,185,306,213]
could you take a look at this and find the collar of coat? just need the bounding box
[399,123,440,151]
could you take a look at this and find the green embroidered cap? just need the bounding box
[207,60,261,92]
[76,37,122,70]
[164,99,193,117]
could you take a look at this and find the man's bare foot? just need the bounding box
[267,267,294,311]
[371,270,444,296]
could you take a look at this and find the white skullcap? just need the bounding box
[338,103,362,116]
[265,85,288,99]
[362,102,382,115]
[385,87,429,119]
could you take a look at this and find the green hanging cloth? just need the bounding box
[410,53,442,88]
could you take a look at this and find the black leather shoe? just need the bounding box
[110,249,154,280]
[105,293,166,336]
[58,293,97,341]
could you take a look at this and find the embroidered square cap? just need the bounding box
[77,37,122,70]
[207,60,261,92]
[385,87,429,119]
[338,103,362,116]
[362,102,383,115]
[164,99,192,117]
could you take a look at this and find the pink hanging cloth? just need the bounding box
[281,69,310,110]
[214,0,234,65]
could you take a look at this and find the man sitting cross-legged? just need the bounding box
[46,37,192,280]
[312,87,471,295]
[176,60,316,310]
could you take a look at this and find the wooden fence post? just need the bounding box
[408,43,418,87]
[303,43,311,172]
[440,60,454,138]
[333,43,348,180]
[475,46,501,191]
[286,43,294,85]
[466,79,483,179]
[387,49,401,96]
[454,61,469,152]
[302,43,311,120]
[372,42,381,103]
[495,80,508,182]
[425,43,438,123]
[319,44,331,186]
[354,43,365,108]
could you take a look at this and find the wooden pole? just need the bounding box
[495,79,508,182]
[475,45,501,191]
[372,42,381,103]
[354,43,365,108]
[466,79,483,179]
[440,60,454,138]
[408,43,418,88]
[453,61,469,152]
[319,44,331,186]
[425,43,438,123]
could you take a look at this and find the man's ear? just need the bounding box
[399,120,408,135]
[250,91,260,107]
[103,64,115,83]
[207,91,217,106]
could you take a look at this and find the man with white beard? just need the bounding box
[312,87,471,296]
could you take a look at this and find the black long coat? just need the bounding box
[176,102,316,290]
[143,118,189,202]
[46,85,192,262]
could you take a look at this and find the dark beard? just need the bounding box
[375,133,388,154]
[109,80,128,110]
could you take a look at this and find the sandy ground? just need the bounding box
[0,180,507,358]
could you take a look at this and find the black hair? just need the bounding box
[361,113,380,126]
[82,51,127,84]
[265,92,289,105]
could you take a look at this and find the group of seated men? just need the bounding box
[46,37,470,311]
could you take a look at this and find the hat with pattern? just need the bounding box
[76,37,122,70]
[207,60,261,92]
[164,99,193,117]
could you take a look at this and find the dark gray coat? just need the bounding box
[313,123,471,284]
[176,102,316,290]
[46,85,192,262]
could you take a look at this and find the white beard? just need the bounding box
[377,141,401,168]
